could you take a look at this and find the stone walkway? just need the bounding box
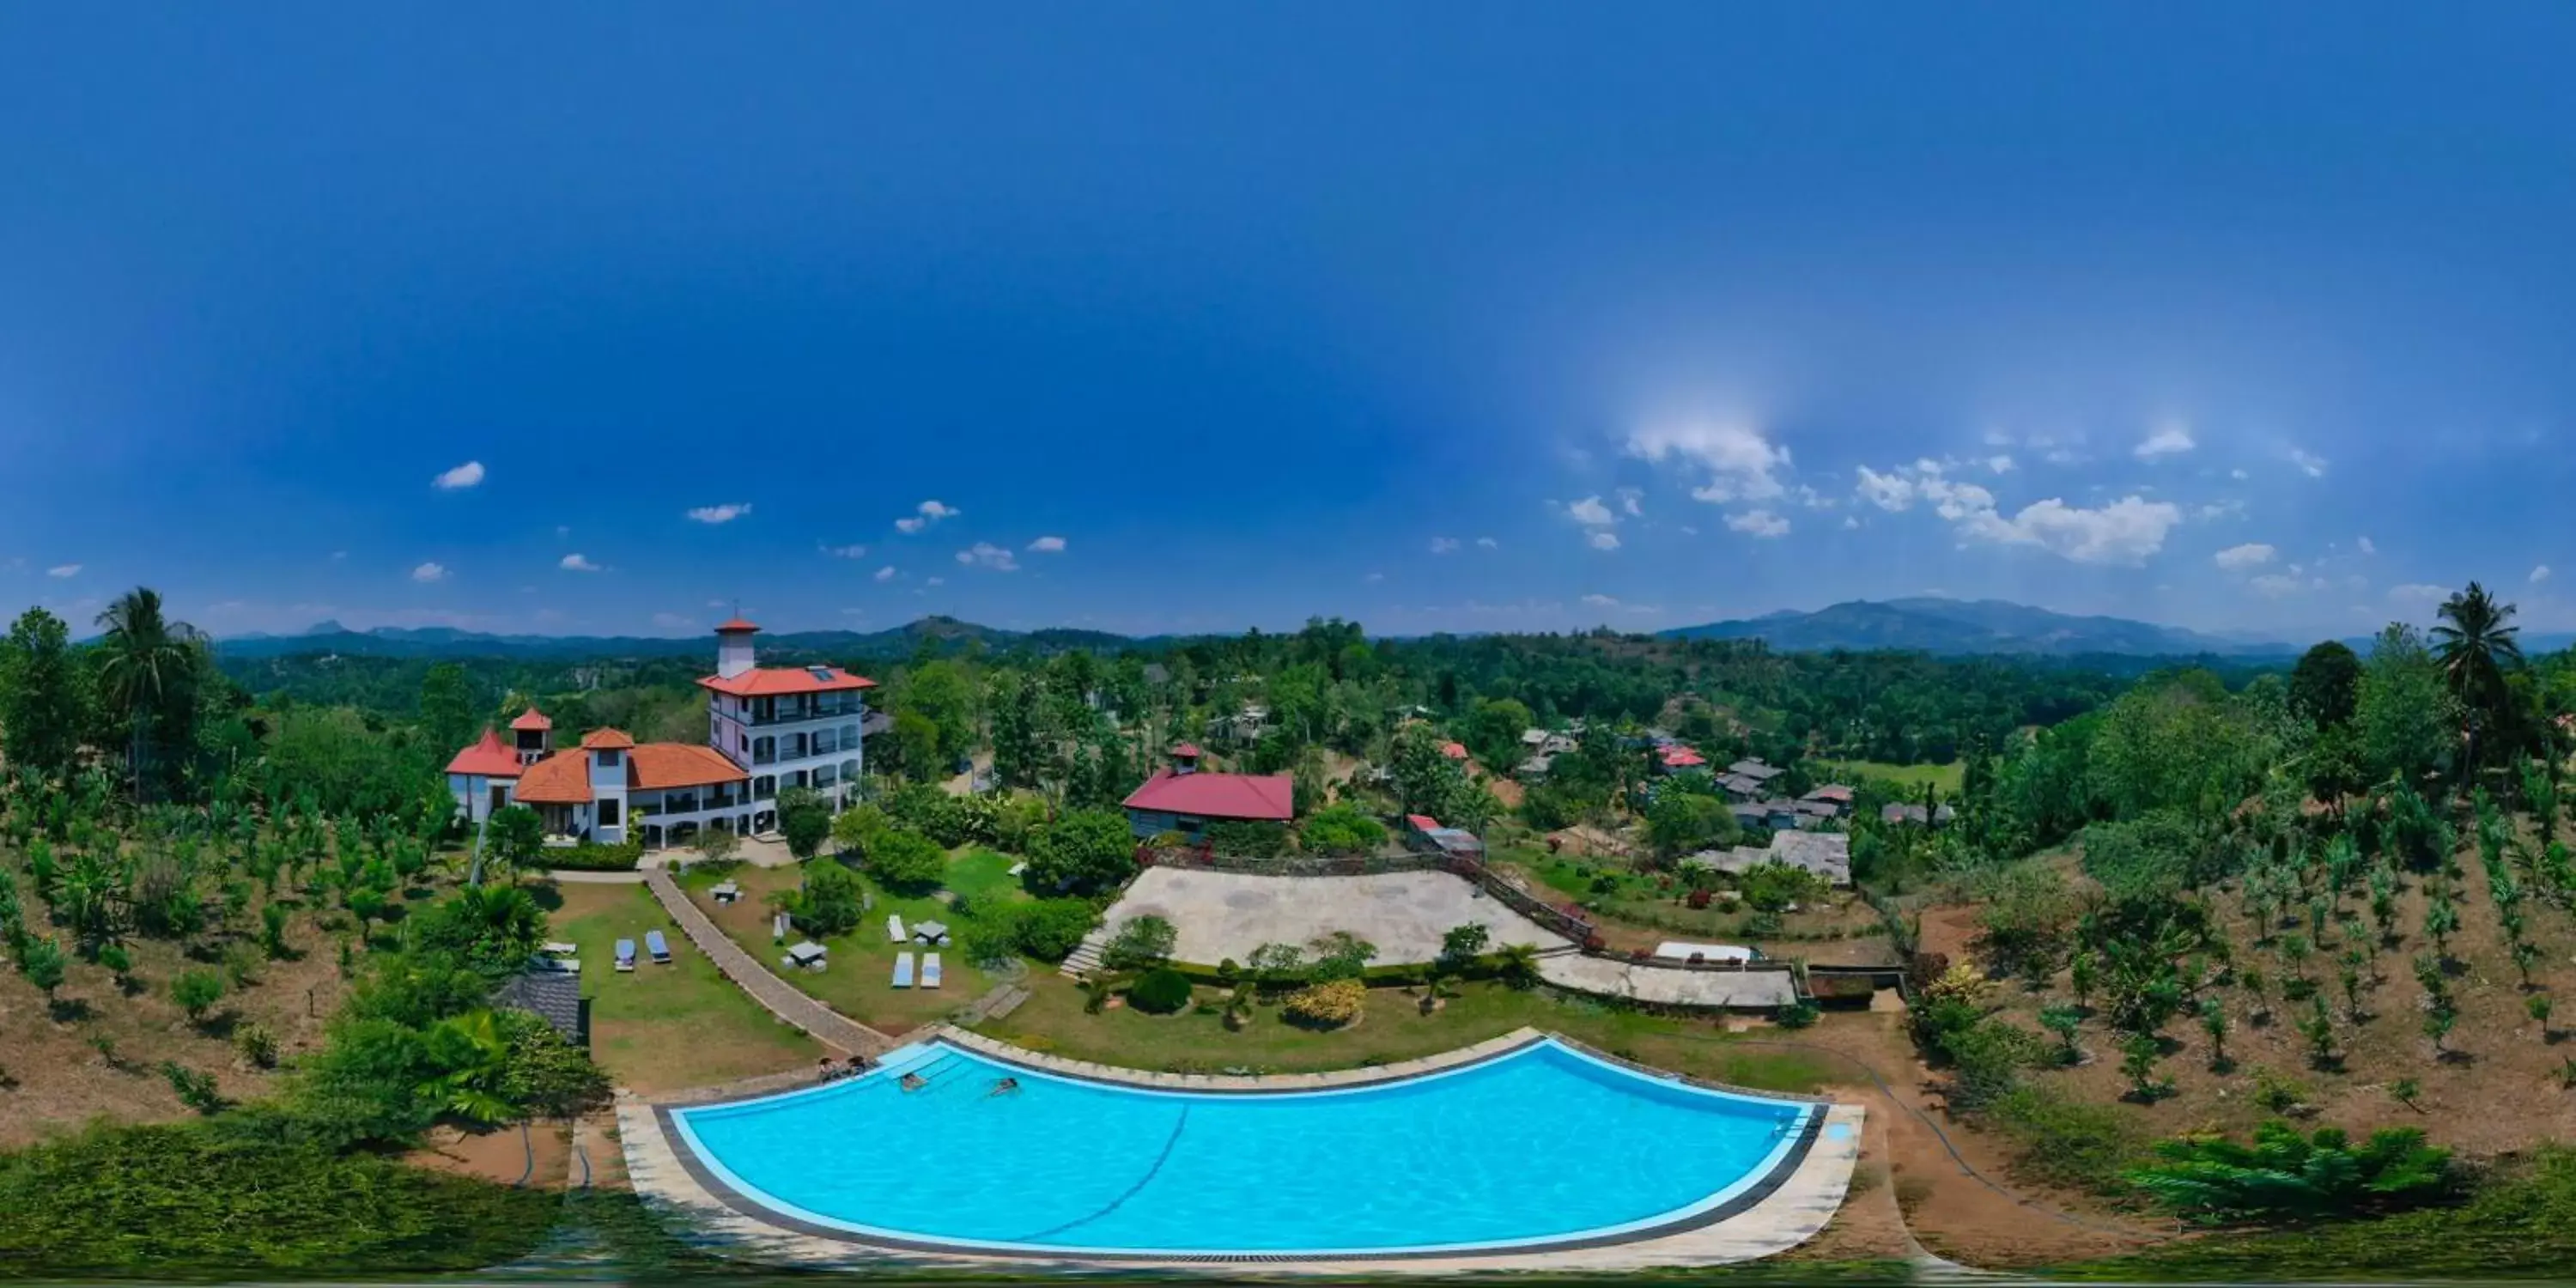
[644,869,895,1057]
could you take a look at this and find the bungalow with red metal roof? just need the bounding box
[1655,744,1709,774]
[1122,745,1294,841]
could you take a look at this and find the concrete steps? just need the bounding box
[1058,928,1113,977]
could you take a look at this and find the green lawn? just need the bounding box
[677,853,1036,1034]
[542,881,820,1091]
[975,975,1833,1093]
[1814,759,1964,795]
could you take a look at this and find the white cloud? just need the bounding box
[1474,537,1498,550]
[1616,487,1644,517]
[1428,537,1461,555]
[1842,515,1861,530]
[956,542,1019,571]
[2134,423,2196,459]
[2214,543,2276,571]
[2289,448,2329,478]
[1364,572,1385,583]
[2229,468,2250,481]
[1581,593,1619,608]
[1725,509,1790,538]
[1986,454,2015,474]
[1962,495,2183,565]
[45,563,79,578]
[432,460,486,490]
[1588,531,1621,551]
[2248,574,2306,598]
[1678,525,1698,536]
[1565,495,1617,526]
[2357,536,2376,555]
[558,553,603,573]
[1026,535,1066,553]
[819,543,868,560]
[925,575,945,586]
[2535,564,2554,584]
[895,499,961,533]
[1855,465,1916,512]
[410,562,450,583]
[873,565,896,582]
[2389,583,2450,605]
[651,611,695,629]
[686,502,752,525]
[1625,421,1789,503]
[1854,459,1994,521]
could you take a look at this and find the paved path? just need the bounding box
[644,869,895,1057]
[547,868,646,884]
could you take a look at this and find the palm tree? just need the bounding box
[93,587,205,802]
[2432,581,2524,775]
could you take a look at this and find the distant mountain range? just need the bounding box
[1660,598,2306,657]
[212,615,1137,661]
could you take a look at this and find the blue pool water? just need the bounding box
[669,1037,1813,1256]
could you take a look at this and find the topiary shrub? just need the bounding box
[1127,968,1194,1015]
[1283,978,1366,1029]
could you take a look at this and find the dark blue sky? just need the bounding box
[4,5,2573,640]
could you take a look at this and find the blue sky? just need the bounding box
[4,5,2573,641]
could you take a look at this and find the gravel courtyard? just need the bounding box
[1100,867,1575,966]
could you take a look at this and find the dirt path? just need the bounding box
[643,870,895,1057]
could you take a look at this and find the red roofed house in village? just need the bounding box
[443,619,875,848]
[1122,744,1295,841]
[1439,741,1470,761]
[1656,744,1708,773]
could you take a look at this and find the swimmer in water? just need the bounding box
[987,1077,1021,1097]
[900,1072,927,1091]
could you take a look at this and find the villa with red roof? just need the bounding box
[1121,744,1294,841]
[443,618,874,848]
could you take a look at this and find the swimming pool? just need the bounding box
[664,1035,1820,1260]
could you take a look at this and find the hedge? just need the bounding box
[539,841,644,872]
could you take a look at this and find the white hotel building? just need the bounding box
[443,618,875,848]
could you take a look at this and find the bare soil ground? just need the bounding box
[406,1121,572,1188]
[0,898,357,1148]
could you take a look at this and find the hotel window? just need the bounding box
[596,749,622,769]
[598,799,621,826]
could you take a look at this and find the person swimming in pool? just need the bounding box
[900,1072,927,1092]
[987,1076,1020,1097]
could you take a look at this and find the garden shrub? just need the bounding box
[1283,977,1366,1028]
[1298,805,1386,855]
[1103,914,1177,970]
[793,860,866,938]
[865,828,947,891]
[2128,1121,2454,1224]
[991,899,1099,962]
[538,841,642,872]
[1205,820,1290,860]
[1127,968,1194,1015]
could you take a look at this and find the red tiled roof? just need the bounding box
[1121,769,1295,822]
[445,728,524,778]
[697,665,878,696]
[716,617,761,633]
[512,742,750,804]
[580,728,636,750]
[629,744,750,790]
[510,706,552,732]
[1170,742,1203,757]
[512,750,592,805]
[1659,745,1707,768]
[1439,741,1469,759]
[1406,813,1440,832]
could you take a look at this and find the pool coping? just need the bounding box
[635,1025,1857,1271]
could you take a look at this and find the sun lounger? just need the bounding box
[614,939,636,973]
[541,941,578,957]
[892,951,916,988]
[646,930,672,964]
[922,952,943,989]
[886,913,907,944]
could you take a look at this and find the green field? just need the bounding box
[543,881,819,1091]
[1814,759,1964,794]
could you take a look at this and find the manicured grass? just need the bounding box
[678,855,1033,1034]
[975,975,1833,1094]
[1814,759,1964,795]
[544,881,819,1091]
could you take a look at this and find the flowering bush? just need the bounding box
[1283,978,1366,1028]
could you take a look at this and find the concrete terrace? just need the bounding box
[1099,866,1574,965]
[617,1024,1863,1275]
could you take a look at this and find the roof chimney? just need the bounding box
[1170,742,1202,775]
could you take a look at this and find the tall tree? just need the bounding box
[2431,581,2524,775]
[92,587,205,801]
[2289,640,2364,728]
[0,607,87,781]
[417,662,477,756]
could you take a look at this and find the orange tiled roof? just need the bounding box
[716,617,761,633]
[509,706,552,732]
[629,744,750,789]
[512,750,592,804]
[580,728,636,750]
[696,665,877,696]
[444,728,524,778]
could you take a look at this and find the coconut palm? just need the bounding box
[2432,581,2524,774]
[93,587,205,801]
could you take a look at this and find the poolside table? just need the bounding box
[914,920,950,945]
